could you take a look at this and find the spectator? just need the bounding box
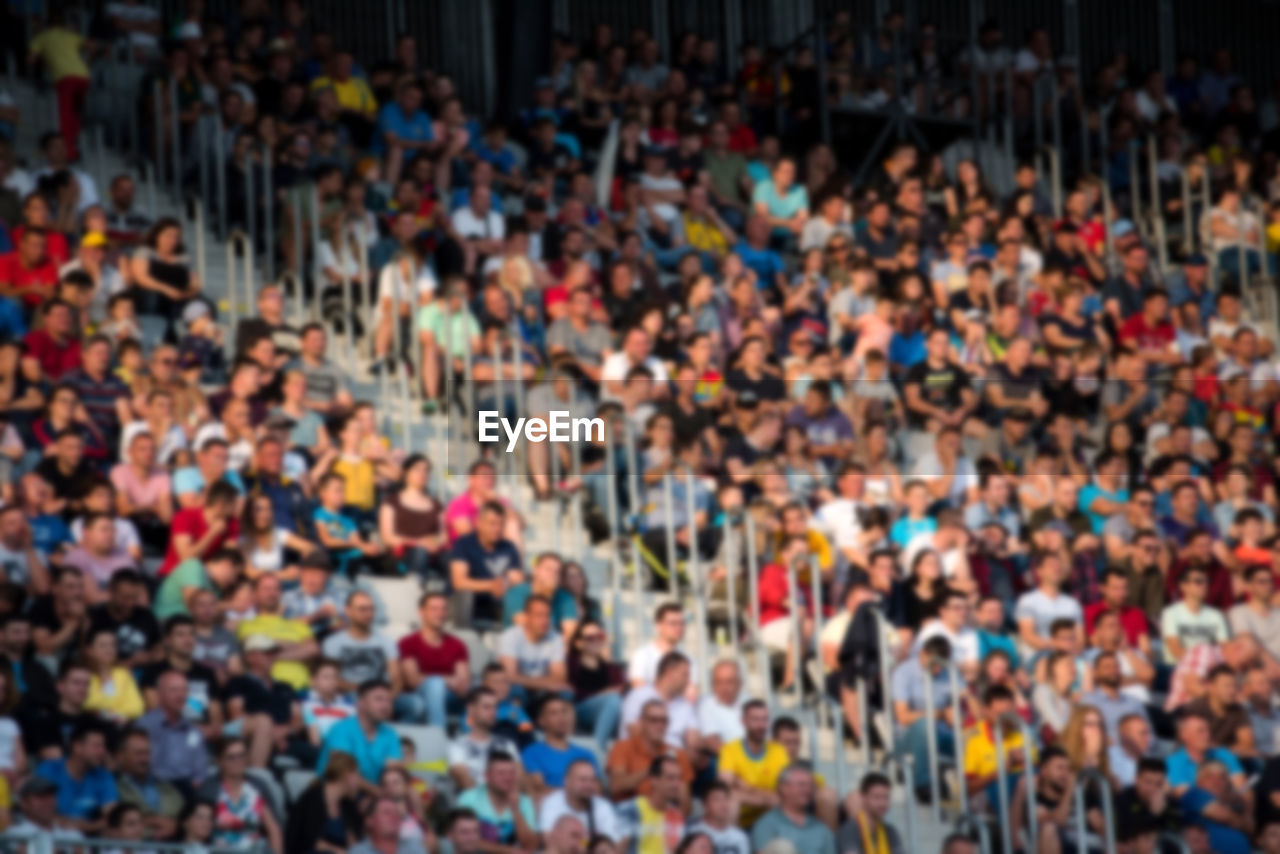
[113,728,184,839]
[396,591,471,727]
[456,751,538,851]
[835,772,905,854]
[537,759,619,842]
[318,679,402,786]
[199,737,283,852]
[448,688,521,792]
[749,764,835,854]
[35,723,117,834]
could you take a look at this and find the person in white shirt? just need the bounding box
[688,782,752,854]
[35,132,99,213]
[537,759,620,841]
[1160,566,1230,665]
[450,187,506,275]
[626,602,687,687]
[601,327,670,402]
[915,588,981,677]
[696,660,747,753]
[619,652,699,751]
[447,687,521,791]
[1014,552,1084,658]
[813,464,868,566]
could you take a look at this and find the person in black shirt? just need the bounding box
[723,407,781,495]
[1115,758,1182,850]
[29,565,90,668]
[87,570,160,670]
[34,430,96,514]
[223,634,305,768]
[138,615,223,737]
[903,326,978,431]
[16,658,97,759]
[448,502,522,626]
[725,337,785,404]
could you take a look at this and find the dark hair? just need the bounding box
[163,615,195,637]
[466,687,496,707]
[356,679,390,697]
[771,716,800,738]
[656,651,689,678]
[860,771,891,794]
[1137,757,1167,777]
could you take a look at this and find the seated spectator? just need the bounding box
[616,754,691,851]
[1110,713,1157,788]
[749,763,834,854]
[717,699,789,826]
[396,591,471,727]
[35,723,117,834]
[835,771,904,854]
[566,619,625,752]
[280,551,346,635]
[687,781,751,854]
[284,750,364,854]
[199,737,283,852]
[322,590,402,694]
[499,594,571,706]
[317,679,402,786]
[158,481,241,578]
[1161,566,1230,664]
[82,627,144,724]
[1079,651,1151,743]
[449,501,522,626]
[522,695,599,796]
[448,688,521,792]
[153,547,244,622]
[537,759,620,842]
[890,636,960,799]
[234,574,319,691]
[456,751,538,851]
[963,685,1033,810]
[628,603,689,688]
[0,226,59,309]
[312,472,384,577]
[606,697,695,804]
[113,728,183,839]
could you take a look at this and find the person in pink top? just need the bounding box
[443,459,524,548]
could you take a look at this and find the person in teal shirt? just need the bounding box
[154,551,240,620]
[500,553,578,633]
[751,157,809,237]
[456,753,537,847]
[1078,451,1130,534]
[317,682,403,783]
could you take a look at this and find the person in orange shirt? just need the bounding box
[606,698,694,811]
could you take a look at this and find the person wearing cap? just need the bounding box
[11,774,84,841]
[235,573,318,691]
[60,231,127,323]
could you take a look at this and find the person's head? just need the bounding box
[539,694,576,738]
[1179,566,1209,604]
[466,687,498,731]
[476,500,506,542]
[655,651,691,698]
[53,565,86,605]
[84,627,119,671]
[116,728,153,778]
[649,754,686,805]
[357,679,393,723]
[418,591,449,631]
[310,659,341,699]
[345,590,376,633]
[1038,745,1072,790]
[1206,663,1238,706]
[742,698,770,743]
[563,758,599,804]
[776,762,814,809]
[1119,712,1154,758]
[710,659,742,704]
[637,698,670,746]
[56,658,91,710]
[68,723,108,768]
[654,602,686,644]
[484,750,521,797]
[252,572,283,614]
[1177,710,1212,753]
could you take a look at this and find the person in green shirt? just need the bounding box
[418,278,481,406]
[154,548,244,620]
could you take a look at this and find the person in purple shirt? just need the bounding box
[784,381,854,468]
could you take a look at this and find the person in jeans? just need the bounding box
[395,592,471,727]
[566,618,623,751]
[891,635,963,801]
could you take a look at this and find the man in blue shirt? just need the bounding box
[35,723,118,832]
[372,80,436,181]
[520,696,599,793]
[449,502,523,626]
[1166,710,1246,794]
[318,679,404,784]
[733,215,787,293]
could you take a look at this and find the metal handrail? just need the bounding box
[1037,143,1063,220]
[952,813,994,854]
[867,607,898,756]
[0,824,264,854]
[1073,767,1117,854]
[993,710,1039,854]
[920,654,968,822]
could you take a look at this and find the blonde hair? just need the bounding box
[1059,703,1111,778]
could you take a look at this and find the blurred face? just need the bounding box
[743,705,769,742]
[1180,716,1211,752]
[526,600,551,637]
[471,694,497,729]
[89,631,117,666]
[657,609,685,644]
[361,686,392,722]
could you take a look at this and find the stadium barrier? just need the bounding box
[1072,768,1117,854]
[992,710,1038,854]
[921,654,968,823]
[0,826,267,854]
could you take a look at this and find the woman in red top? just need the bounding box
[756,534,814,691]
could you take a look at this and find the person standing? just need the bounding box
[27,12,91,161]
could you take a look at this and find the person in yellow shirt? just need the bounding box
[83,628,146,723]
[963,685,1034,810]
[682,186,737,259]
[27,12,92,160]
[773,501,835,577]
[234,574,319,690]
[717,700,791,828]
[309,50,377,146]
[619,756,688,854]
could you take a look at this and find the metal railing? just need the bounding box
[0,826,265,854]
[992,711,1038,854]
[920,654,968,822]
[1072,768,1117,854]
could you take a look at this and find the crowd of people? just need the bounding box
[1,2,1280,854]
